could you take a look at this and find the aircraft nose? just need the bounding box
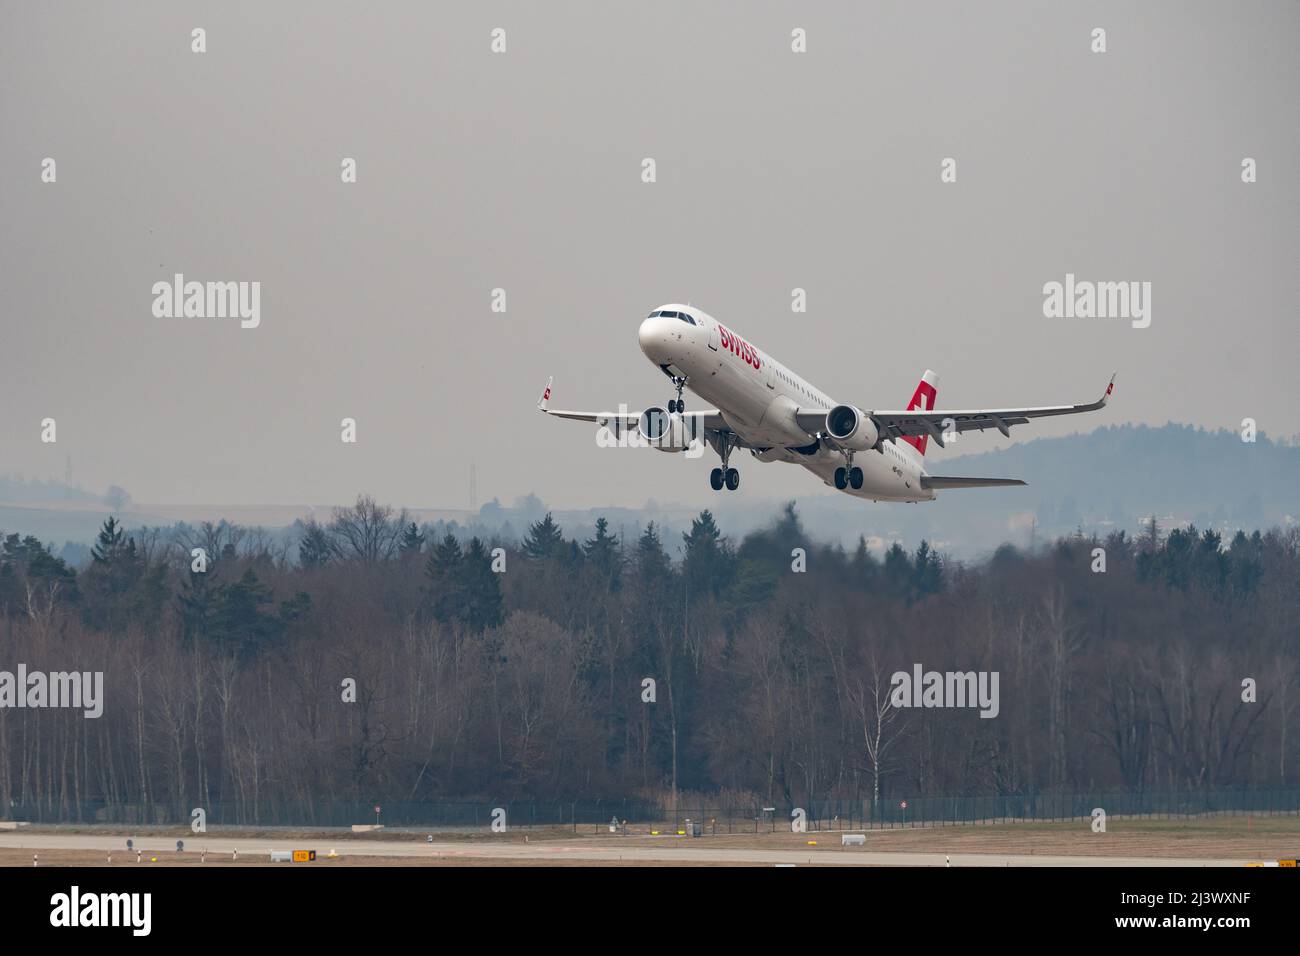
[638,316,670,360]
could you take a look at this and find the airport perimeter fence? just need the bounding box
[8,788,1300,831]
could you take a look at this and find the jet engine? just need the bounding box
[824,404,879,451]
[638,407,697,452]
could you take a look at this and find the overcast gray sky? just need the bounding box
[2,1,1296,511]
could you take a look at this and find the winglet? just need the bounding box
[536,376,554,412]
[1101,373,1117,406]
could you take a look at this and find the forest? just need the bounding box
[0,495,1297,823]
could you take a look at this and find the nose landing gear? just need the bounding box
[668,376,688,414]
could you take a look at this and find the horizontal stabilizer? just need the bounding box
[921,476,1027,490]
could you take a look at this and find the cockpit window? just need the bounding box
[647,309,694,324]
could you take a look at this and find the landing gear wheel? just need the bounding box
[709,468,724,491]
[834,467,848,490]
[669,377,687,415]
[849,466,864,490]
[724,468,740,491]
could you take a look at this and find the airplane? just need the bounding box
[538,304,1115,503]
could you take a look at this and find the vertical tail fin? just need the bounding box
[901,369,939,457]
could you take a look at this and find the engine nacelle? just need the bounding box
[638,407,696,453]
[825,404,879,451]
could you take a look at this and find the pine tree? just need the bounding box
[912,540,943,597]
[0,533,78,614]
[178,566,218,641]
[583,517,622,591]
[734,500,802,573]
[1228,530,1264,595]
[682,510,732,597]
[399,522,425,556]
[91,516,134,567]
[211,567,282,659]
[82,517,149,630]
[851,534,878,586]
[299,520,333,569]
[1139,515,1161,553]
[427,533,463,576]
[462,537,504,631]
[522,513,565,560]
[635,522,671,582]
[425,534,465,626]
[883,542,911,594]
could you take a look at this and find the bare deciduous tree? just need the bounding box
[329,495,409,564]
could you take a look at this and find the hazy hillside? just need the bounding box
[926,423,1296,544]
[550,424,1300,557]
[0,475,101,505]
[2,424,1296,560]
[947,422,1294,521]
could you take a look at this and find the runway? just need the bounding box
[0,832,1252,867]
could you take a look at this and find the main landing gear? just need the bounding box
[834,452,864,491]
[667,376,688,414]
[709,432,740,491]
[710,467,740,491]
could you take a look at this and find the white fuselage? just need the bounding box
[638,305,933,502]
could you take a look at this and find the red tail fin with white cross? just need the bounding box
[901,370,939,457]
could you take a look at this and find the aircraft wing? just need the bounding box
[867,375,1115,449]
[536,378,730,432]
[794,409,833,435]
